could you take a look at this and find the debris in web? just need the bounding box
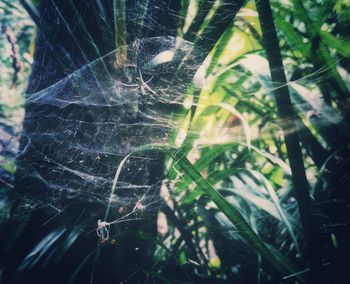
[96,220,110,242]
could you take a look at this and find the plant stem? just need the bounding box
[255,0,323,282]
[113,0,127,66]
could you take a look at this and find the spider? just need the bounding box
[132,192,147,213]
[134,200,145,212]
[119,69,156,99]
[96,219,110,242]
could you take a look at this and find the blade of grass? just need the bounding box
[249,170,301,254]
[128,0,148,40]
[215,102,251,149]
[111,144,298,279]
[172,148,292,279]
[320,31,350,59]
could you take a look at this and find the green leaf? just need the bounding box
[249,170,301,253]
[172,149,293,278]
[320,30,350,58]
[273,13,311,58]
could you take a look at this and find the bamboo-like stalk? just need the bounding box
[113,0,127,67]
[255,0,323,282]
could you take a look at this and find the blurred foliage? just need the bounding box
[154,0,350,282]
[0,0,34,193]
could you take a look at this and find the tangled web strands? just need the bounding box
[15,36,203,221]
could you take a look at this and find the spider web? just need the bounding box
[14,36,204,235]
